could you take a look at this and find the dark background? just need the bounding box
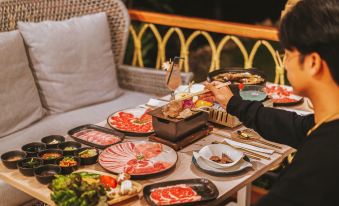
[123,0,288,83]
[125,0,287,25]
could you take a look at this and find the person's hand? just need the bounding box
[204,81,234,109]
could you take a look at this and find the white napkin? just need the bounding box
[223,138,275,155]
[139,98,168,109]
[147,98,168,107]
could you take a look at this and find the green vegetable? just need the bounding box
[50,172,106,206]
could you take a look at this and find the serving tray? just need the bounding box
[68,124,124,149]
[143,178,219,206]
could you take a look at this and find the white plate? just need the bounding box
[99,141,177,177]
[194,144,243,169]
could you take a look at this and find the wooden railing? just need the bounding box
[127,9,286,84]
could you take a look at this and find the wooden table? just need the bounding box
[0,98,313,206]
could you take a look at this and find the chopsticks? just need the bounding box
[177,82,231,101]
[210,131,272,160]
[237,130,283,150]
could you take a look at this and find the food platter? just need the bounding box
[143,178,218,206]
[99,141,178,177]
[265,84,304,106]
[107,108,154,136]
[207,68,266,94]
[68,124,124,149]
[49,169,142,206]
[192,156,252,176]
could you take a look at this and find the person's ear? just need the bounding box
[305,52,322,77]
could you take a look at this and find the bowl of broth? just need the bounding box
[1,150,27,169]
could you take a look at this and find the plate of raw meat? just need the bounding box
[143,178,218,206]
[107,108,154,136]
[265,83,304,106]
[68,124,124,149]
[99,141,177,177]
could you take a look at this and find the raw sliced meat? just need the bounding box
[99,142,176,176]
[73,129,121,146]
[265,85,302,104]
[150,184,201,205]
[124,159,171,174]
[108,109,153,133]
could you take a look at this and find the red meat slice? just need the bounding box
[124,159,170,175]
[150,184,201,205]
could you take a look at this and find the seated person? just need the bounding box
[205,0,339,205]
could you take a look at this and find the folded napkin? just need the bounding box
[223,138,275,155]
[139,98,168,108]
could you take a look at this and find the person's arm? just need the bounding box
[227,95,314,148]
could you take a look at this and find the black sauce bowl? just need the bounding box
[56,156,80,175]
[34,164,61,184]
[17,157,43,176]
[22,142,46,157]
[75,147,99,165]
[1,150,27,169]
[38,149,63,165]
[41,135,65,149]
[58,141,81,156]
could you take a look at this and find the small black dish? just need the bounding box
[58,141,81,156]
[1,150,27,169]
[75,147,99,165]
[17,157,43,176]
[143,178,219,206]
[56,156,80,175]
[38,149,63,165]
[41,135,65,149]
[34,164,61,184]
[22,142,46,157]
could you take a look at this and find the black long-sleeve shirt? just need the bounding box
[227,96,339,206]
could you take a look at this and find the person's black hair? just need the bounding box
[279,0,339,84]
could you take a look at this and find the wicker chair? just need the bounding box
[0,0,192,96]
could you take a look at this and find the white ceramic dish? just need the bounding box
[193,144,243,169]
[192,155,252,175]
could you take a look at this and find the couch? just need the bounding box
[0,0,192,205]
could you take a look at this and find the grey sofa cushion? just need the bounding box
[18,12,122,114]
[0,30,44,138]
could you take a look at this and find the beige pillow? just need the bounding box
[0,30,44,137]
[18,12,122,114]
